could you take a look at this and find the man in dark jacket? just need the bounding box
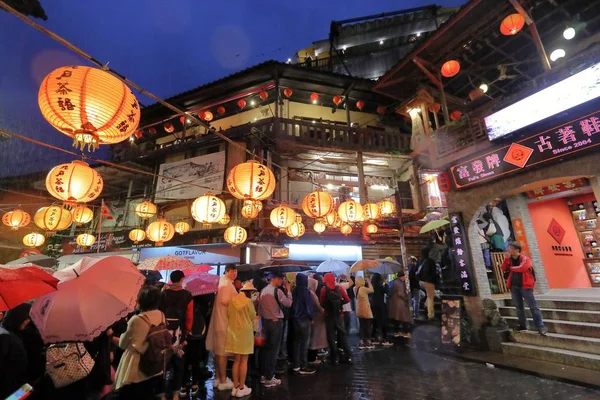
[417,247,438,320]
[291,274,316,375]
[320,273,352,364]
[408,256,421,318]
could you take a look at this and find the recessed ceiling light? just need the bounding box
[550,49,566,62]
[563,27,576,40]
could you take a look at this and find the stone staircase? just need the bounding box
[498,298,600,371]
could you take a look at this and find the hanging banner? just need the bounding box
[62,231,136,255]
[511,218,531,258]
[155,151,226,202]
[448,212,477,296]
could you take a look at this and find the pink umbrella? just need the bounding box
[181,264,213,275]
[183,273,219,296]
[1,263,56,275]
[137,256,195,271]
[31,256,144,343]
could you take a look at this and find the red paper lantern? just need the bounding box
[202,111,214,122]
[428,103,441,113]
[164,122,174,133]
[500,14,525,36]
[179,116,186,124]
[469,88,484,101]
[134,131,143,139]
[283,88,293,98]
[259,91,268,100]
[149,127,157,135]
[377,105,386,115]
[441,60,460,78]
[217,106,226,115]
[333,95,342,106]
[437,172,451,192]
[450,110,462,121]
[310,92,319,102]
[237,99,247,109]
[356,100,365,110]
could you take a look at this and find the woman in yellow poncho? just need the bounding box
[225,281,257,398]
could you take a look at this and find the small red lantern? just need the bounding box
[356,100,365,111]
[164,122,174,133]
[202,111,214,122]
[149,127,157,135]
[259,91,268,100]
[134,131,143,139]
[333,95,342,106]
[428,103,441,113]
[450,110,462,121]
[469,88,484,101]
[283,88,293,98]
[179,116,186,124]
[377,105,386,115]
[310,92,319,103]
[437,172,451,192]
[500,13,525,36]
[441,60,460,78]
[217,106,226,115]
[237,99,247,109]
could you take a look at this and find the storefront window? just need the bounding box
[420,172,447,209]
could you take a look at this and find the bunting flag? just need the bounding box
[101,199,113,220]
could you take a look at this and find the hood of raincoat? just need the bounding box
[323,273,336,289]
[296,273,308,288]
[230,292,251,310]
[308,277,318,293]
[355,276,365,288]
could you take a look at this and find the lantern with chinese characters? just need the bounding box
[338,200,363,223]
[175,221,190,235]
[270,205,296,231]
[356,100,365,111]
[310,93,319,103]
[377,105,386,115]
[340,224,352,236]
[34,206,73,231]
[313,220,326,234]
[259,91,268,100]
[437,172,451,192]
[164,122,174,133]
[202,111,214,122]
[227,160,276,201]
[46,161,103,204]
[38,66,141,151]
[283,88,293,98]
[500,13,525,36]
[378,200,395,216]
[76,233,95,248]
[286,221,305,239]
[237,99,247,109]
[428,103,441,113]
[441,60,460,78]
[219,214,231,225]
[146,218,175,246]
[333,95,342,106]
[217,106,226,115]
[366,224,378,234]
[241,200,261,219]
[135,201,157,219]
[71,206,94,225]
[301,191,334,219]
[450,110,462,121]
[363,203,380,221]
[324,208,339,227]
[191,194,226,226]
[224,225,247,247]
[23,232,45,247]
[2,209,30,230]
[129,228,146,243]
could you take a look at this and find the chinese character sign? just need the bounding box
[512,218,531,257]
[449,212,477,296]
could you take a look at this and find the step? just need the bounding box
[499,306,600,323]
[501,342,600,371]
[504,299,600,312]
[511,331,600,356]
[505,317,600,338]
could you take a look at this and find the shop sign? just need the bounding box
[525,178,588,198]
[449,212,476,296]
[450,109,600,189]
[62,231,134,255]
[511,218,531,257]
[271,247,289,259]
[140,245,240,265]
[441,295,463,347]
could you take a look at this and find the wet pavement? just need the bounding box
[188,342,600,400]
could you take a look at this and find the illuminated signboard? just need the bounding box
[448,213,476,296]
[485,63,600,140]
[450,109,600,189]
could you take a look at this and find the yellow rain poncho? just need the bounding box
[225,292,257,355]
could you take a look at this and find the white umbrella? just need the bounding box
[316,260,349,274]
[6,254,57,269]
[31,256,144,343]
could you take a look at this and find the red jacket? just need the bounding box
[501,254,535,289]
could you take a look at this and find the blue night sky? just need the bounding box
[0,0,463,177]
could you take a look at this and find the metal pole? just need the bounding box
[357,152,367,203]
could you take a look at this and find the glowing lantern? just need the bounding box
[149,127,157,135]
[202,111,214,122]
[324,208,339,226]
[224,225,247,246]
[310,93,319,103]
[76,233,96,247]
[217,106,226,115]
[450,110,462,121]
[295,214,302,223]
[428,103,441,113]
[378,200,395,216]
[313,220,326,234]
[259,91,268,100]
[227,160,276,201]
[191,194,226,226]
[38,66,140,151]
[283,88,293,98]
[237,99,247,109]
[500,13,525,36]
[301,191,334,219]
[219,214,231,225]
[366,224,378,234]
[241,200,261,219]
[437,172,451,192]
[363,203,380,221]
[356,100,365,110]
[286,221,305,239]
[469,88,484,101]
[441,60,460,78]
[377,105,386,115]
[175,221,191,235]
[338,200,363,223]
[23,232,45,247]
[46,161,103,204]
[129,228,146,243]
[333,95,342,106]
[136,201,157,219]
[2,209,30,230]
[270,205,296,231]
[340,224,352,236]
[146,218,175,246]
[134,131,143,139]
[34,206,72,231]
[71,206,94,225]
[164,122,174,133]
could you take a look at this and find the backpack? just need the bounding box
[189,302,206,339]
[324,287,343,316]
[160,289,192,332]
[46,343,95,388]
[138,314,173,377]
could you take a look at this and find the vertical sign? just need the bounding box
[512,218,531,257]
[449,212,477,296]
